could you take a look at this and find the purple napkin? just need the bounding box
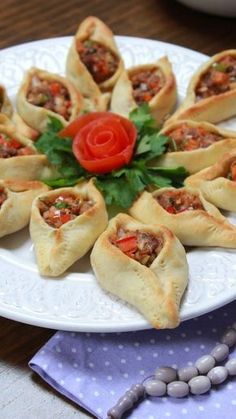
[29,301,236,419]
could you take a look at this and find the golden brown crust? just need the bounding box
[90,213,188,329]
[66,16,124,111]
[166,50,236,124]
[111,56,177,124]
[16,67,84,132]
[0,124,52,180]
[154,120,236,174]
[185,150,236,211]
[129,187,236,248]
[0,179,49,238]
[30,179,108,277]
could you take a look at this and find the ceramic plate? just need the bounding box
[0,36,236,332]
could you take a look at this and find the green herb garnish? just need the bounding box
[35,108,188,209]
[54,201,70,209]
[212,62,228,73]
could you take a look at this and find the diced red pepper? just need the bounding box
[116,235,138,253]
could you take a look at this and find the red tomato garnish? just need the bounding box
[60,112,137,174]
[116,235,138,253]
[50,82,61,96]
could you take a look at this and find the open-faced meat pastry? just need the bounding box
[16,67,84,132]
[155,120,236,174]
[167,50,236,124]
[66,16,124,111]
[111,57,177,124]
[129,186,236,248]
[0,124,51,180]
[30,180,108,277]
[0,84,13,118]
[185,150,236,212]
[91,213,188,329]
[0,179,49,238]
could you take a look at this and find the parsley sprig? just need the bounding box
[35,106,188,208]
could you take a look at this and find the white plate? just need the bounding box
[0,36,236,332]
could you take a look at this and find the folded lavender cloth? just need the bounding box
[29,301,236,419]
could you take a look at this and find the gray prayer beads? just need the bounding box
[225,358,236,375]
[189,376,211,395]
[144,379,166,396]
[220,328,236,347]
[178,366,198,382]
[207,366,228,385]
[106,322,236,419]
[155,366,177,383]
[195,354,215,374]
[211,343,229,362]
[107,383,145,419]
[167,381,189,398]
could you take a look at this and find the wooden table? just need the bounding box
[0,1,236,417]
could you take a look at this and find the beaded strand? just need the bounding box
[106,323,236,419]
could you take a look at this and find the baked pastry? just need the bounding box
[66,16,124,111]
[0,179,49,238]
[0,111,39,141]
[185,150,236,212]
[167,50,236,124]
[11,112,39,141]
[154,120,236,174]
[0,84,13,118]
[30,180,108,277]
[91,213,188,329]
[129,187,236,248]
[0,123,51,180]
[16,67,84,132]
[111,57,177,124]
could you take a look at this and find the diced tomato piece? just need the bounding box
[211,71,229,85]
[9,139,22,149]
[116,235,138,253]
[50,82,61,96]
[184,139,198,150]
[59,213,72,224]
[165,205,176,214]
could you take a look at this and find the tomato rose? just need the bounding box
[61,112,137,174]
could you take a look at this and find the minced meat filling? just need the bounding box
[27,76,72,120]
[196,55,236,101]
[129,68,164,105]
[227,160,236,181]
[0,133,34,158]
[156,190,204,214]
[167,123,223,152]
[0,188,7,209]
[77,39,119,84]
[110,227,163,267]
[38,193,93,229]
